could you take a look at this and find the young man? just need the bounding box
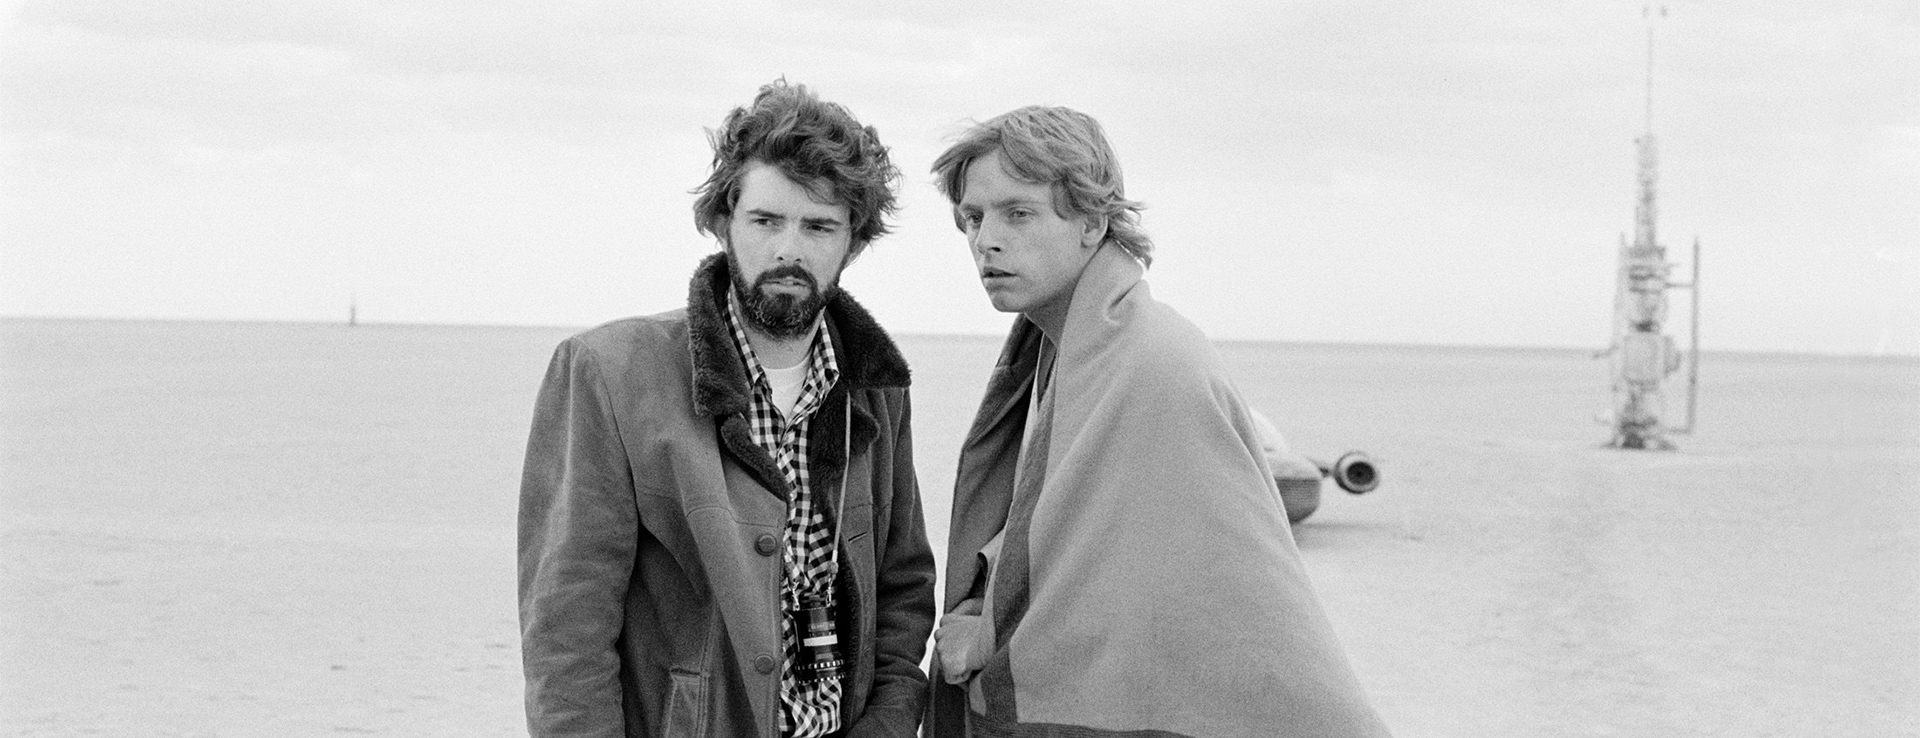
[518,80,936,738]
[926,107,1391,737]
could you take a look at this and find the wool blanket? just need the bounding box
[930,245,1391,738]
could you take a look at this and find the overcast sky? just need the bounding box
[2,0,1914,355]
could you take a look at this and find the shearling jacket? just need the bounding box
[519,254,936,738]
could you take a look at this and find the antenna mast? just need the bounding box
[1605,3,1701,450]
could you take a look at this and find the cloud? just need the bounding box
[1,0,1912,352]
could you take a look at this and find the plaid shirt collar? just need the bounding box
[725,287,840,419]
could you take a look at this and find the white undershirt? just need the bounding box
[764,359,811,420]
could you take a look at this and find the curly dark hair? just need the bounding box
[692,79,900,256]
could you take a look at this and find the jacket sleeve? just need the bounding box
[846,389,938,738]
[518,337,638,738]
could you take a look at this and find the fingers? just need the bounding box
[934,613,981,684]
[934,597,990,684]
[934,613,977,647]
[939,650,973,684]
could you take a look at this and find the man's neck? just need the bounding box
[1023,293,1072,345]
[1024,243,1103,344]
[744,320,818,369]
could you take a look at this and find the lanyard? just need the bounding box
[823,399,851,597]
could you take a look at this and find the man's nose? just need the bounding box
[970,218,1003,254]
[772,225,807,261]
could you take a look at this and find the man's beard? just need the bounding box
[727,252,837,340]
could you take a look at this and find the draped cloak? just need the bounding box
[929,245,1391,738]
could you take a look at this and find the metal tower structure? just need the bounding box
[1605,5,1700,449]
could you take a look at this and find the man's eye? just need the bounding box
[1008,209,1032,221]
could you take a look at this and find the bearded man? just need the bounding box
[518,79,935,738]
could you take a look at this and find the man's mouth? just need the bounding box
[756,267,816,292]
[981,267,1013,279]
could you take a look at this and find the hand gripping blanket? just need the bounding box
[930,245,1392,738]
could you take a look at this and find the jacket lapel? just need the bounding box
[683,253,909,500]
[804,388,881,530]
[962,320,1042,453]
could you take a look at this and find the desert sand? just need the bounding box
[2,319,1914,737]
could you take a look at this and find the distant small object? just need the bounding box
[349,295,359,327]
[1250,409,1380,525]
[1600,7,1701,450]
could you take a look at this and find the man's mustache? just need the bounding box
[754,265,817,291]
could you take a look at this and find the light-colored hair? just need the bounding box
[692,79,900,256]
[930,106,1152,266]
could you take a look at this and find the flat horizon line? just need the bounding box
[3,313,1915,363]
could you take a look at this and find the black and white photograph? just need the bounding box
[2,1,1914,736]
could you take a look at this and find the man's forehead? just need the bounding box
[737,162,848,217]
[959,171,1055,209]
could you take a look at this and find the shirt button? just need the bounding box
[753,653,777,674]
[754,534,778,556]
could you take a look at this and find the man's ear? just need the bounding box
[1080,214,1108,248]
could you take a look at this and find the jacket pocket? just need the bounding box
[662,668,708,738]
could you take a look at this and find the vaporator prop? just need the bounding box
[1603,5,1701,450]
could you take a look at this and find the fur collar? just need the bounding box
[685,252,911,418]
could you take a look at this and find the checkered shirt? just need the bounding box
[725,290,843,738]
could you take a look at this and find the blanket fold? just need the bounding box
[932,245,1391,738]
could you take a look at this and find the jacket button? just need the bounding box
[754,534,778,556]
[753,653,777,674]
